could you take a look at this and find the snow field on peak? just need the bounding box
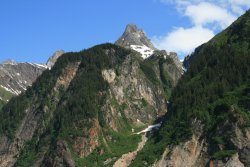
[130,45,154,59]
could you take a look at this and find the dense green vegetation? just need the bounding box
[0,100,4,110]
[75,131,140,167]
[0,86,13,110]
[131,10,250,166]
[0,51,84,139]
[140,54,175,98]
[0,86,13,102]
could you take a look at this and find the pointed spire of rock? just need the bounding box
[115,24,156,50]
[46,50,65,69]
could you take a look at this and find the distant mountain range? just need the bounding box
[0,50,64,108]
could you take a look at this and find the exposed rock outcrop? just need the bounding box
[153,121,250,167]
[102,54,170,131]
[46,50,65,69]
[44,140,75,167]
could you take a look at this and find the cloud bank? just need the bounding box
[155,0,250,57]
[153,26,214,55]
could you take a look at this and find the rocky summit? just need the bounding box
[115,24,156,59]
[115,24,156,50]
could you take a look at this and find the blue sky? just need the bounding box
[0,0,249,63]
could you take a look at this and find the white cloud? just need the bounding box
[230,0,250,6]
[155,0,250,57]
[185,2,236,29]
[153,26,214,55]
[160,0,250,15]
[229,0,250,15]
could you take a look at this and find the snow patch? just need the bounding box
[34,63,48,69]
[130,45,154,59]
[28,63,48,69]
[136,122,162,134]
[182,66,187,75]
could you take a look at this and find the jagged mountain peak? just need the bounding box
[115,24,156,50]
[46,50,65,69]
[115,24,156,59]
[123,24,143,35]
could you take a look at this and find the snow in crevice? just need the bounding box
[136,122,162,134]
[182,66,187,75]
[33,63,48,69]
[0,85,16,95]
[17,81,27,91]
[130,45,154,59]
[1,84,21,95]
[27,63,48,69]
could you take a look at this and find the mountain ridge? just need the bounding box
[0,50,65,108]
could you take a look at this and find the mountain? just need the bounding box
[0,25,182,167]
[0,51,64,109]
[131,10,250,167]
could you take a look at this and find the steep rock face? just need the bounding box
[44,140,75,167]
[46,50,65,69]
[153,120,208,167]
[153,121,250,167]
[154,135,207,167]
[102,54,167,131]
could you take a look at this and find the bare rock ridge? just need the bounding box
[46,50,65,69]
